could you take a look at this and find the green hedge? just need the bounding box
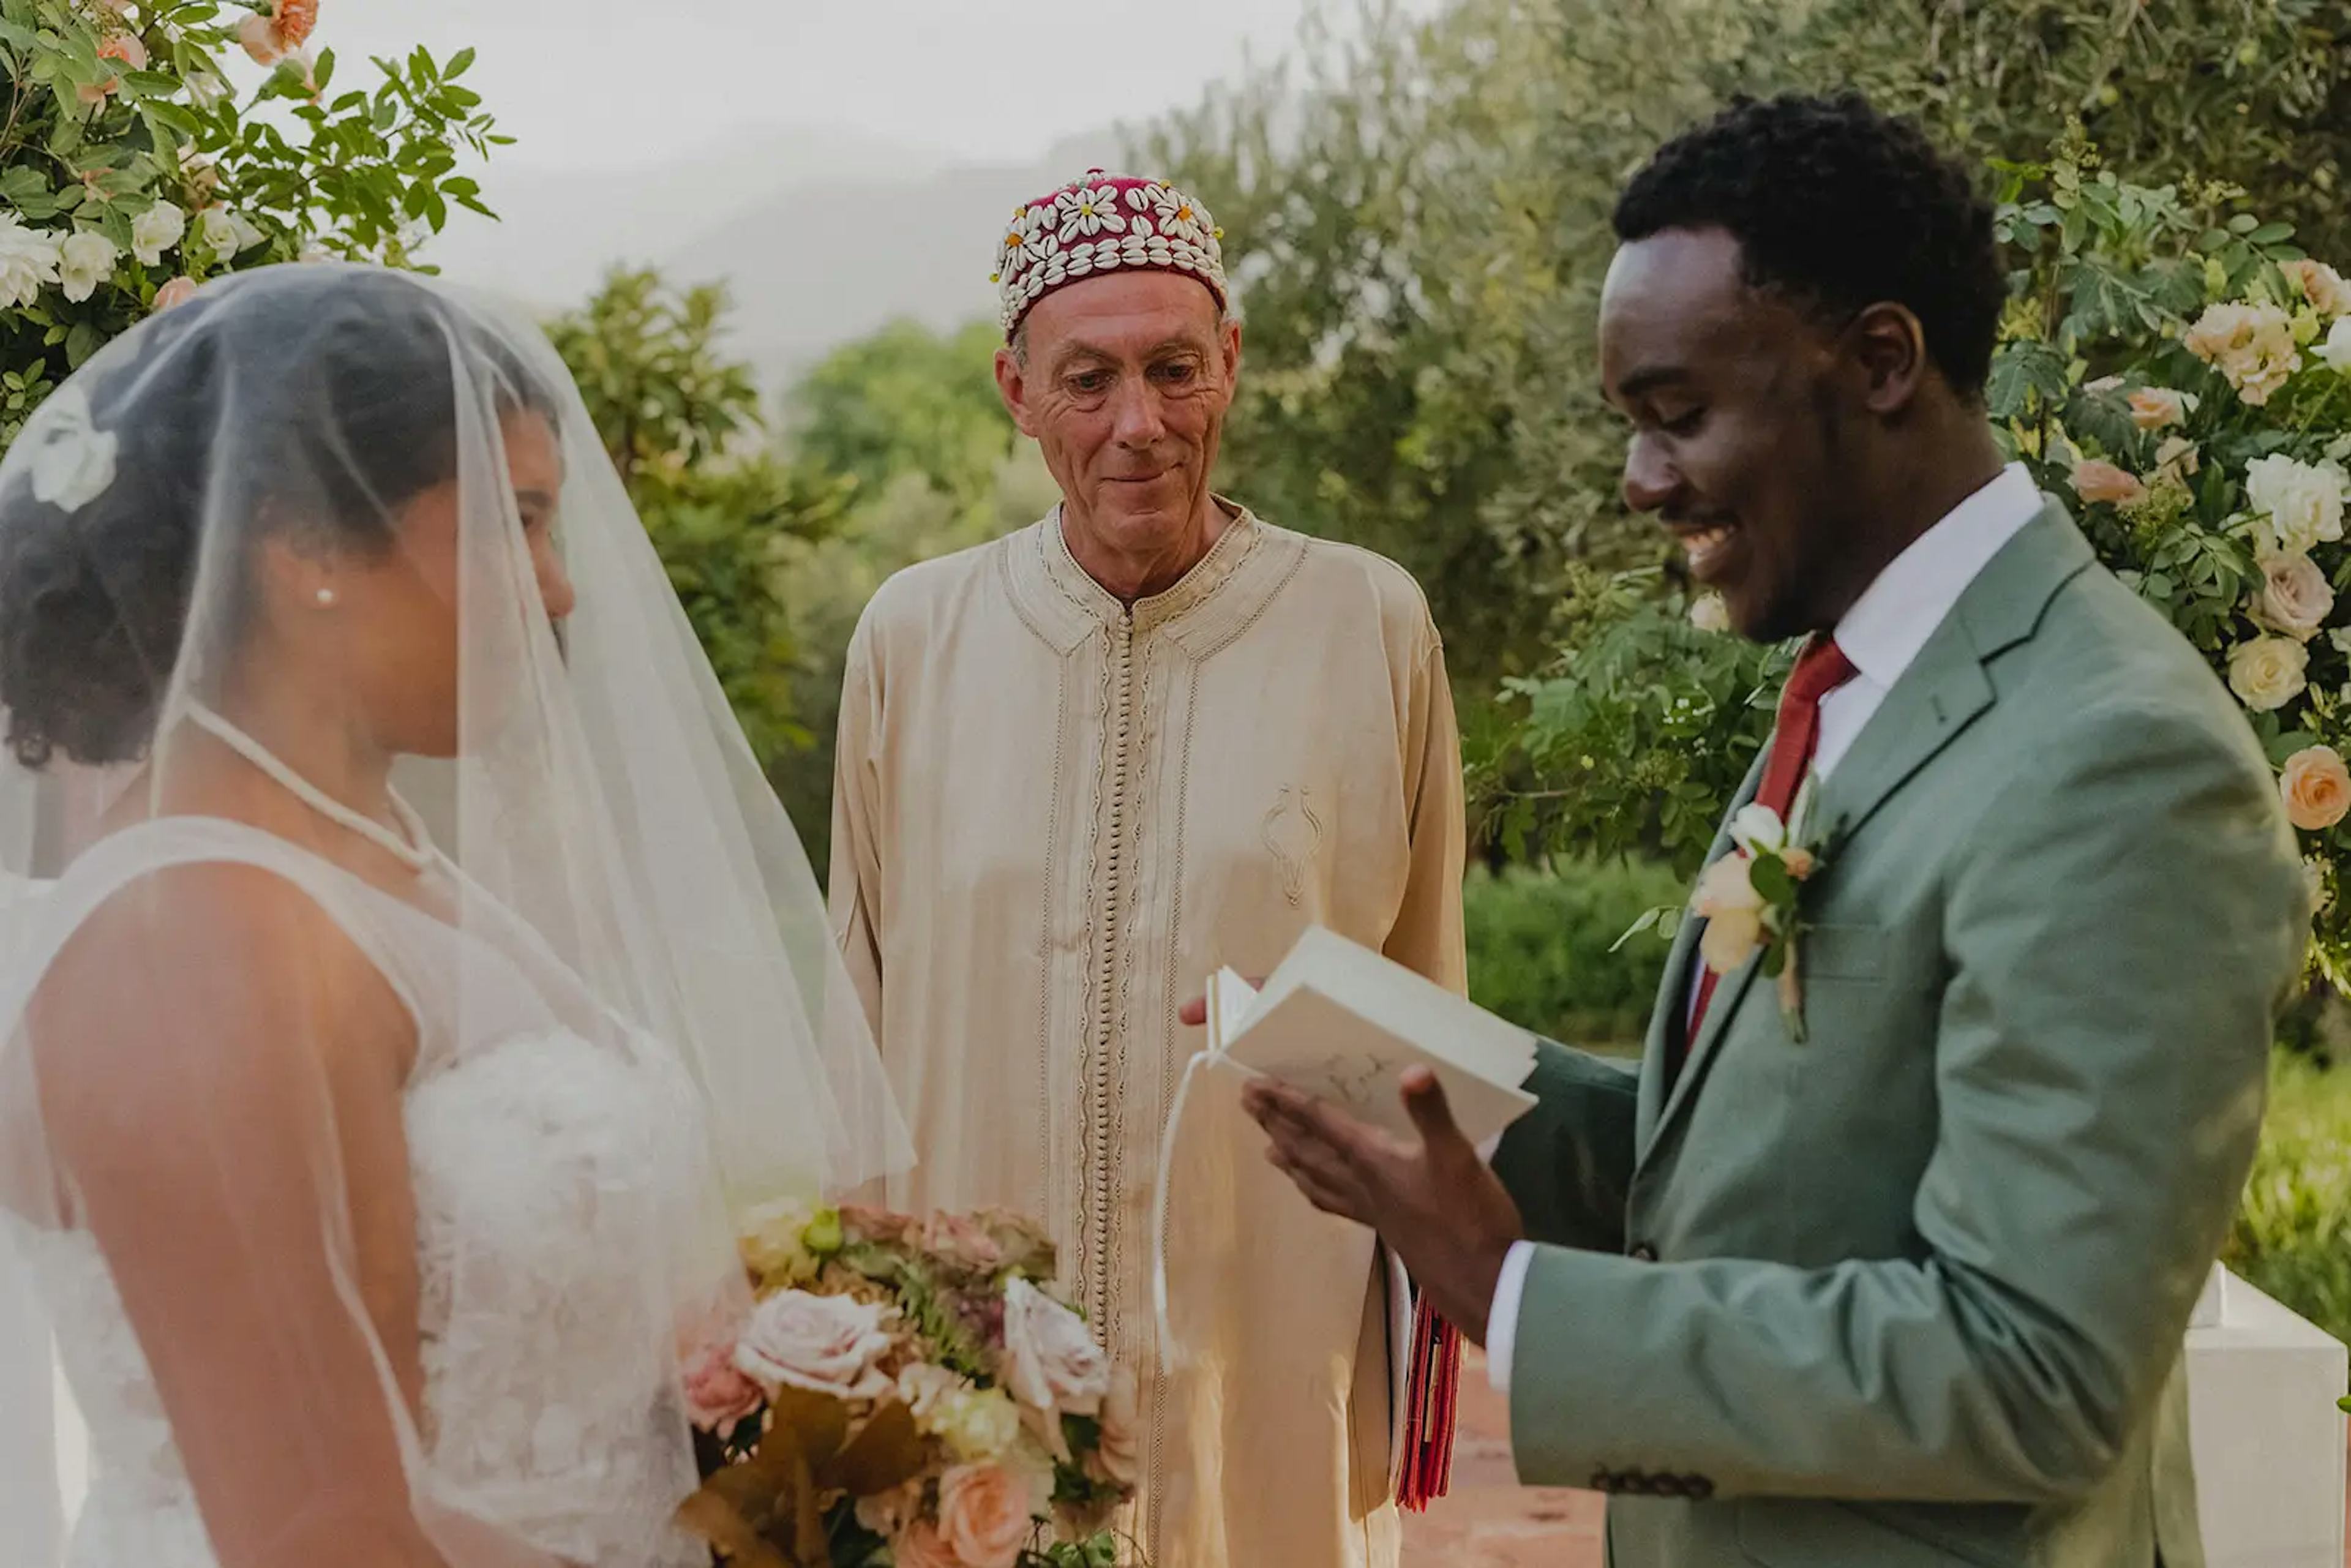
[1464,860,1684,1049]
[2224,1056,2351,1345]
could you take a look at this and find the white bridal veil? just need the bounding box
[0,263,909,1566]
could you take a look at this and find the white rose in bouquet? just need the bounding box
[1001,1277,1109,1422]
[2227,635,2311,712]
[734,1289,896,1401]
[2246,454,2347,555]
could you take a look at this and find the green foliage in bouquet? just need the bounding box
[0,0,499,448]
[1482,130,2351,978]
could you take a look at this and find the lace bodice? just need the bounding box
[7,822,722,1568]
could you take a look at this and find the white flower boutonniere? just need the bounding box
[1690,779,1830,1040]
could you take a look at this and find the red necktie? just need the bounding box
[1682,634,1859,1051]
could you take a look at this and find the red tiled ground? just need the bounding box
[1400,1350,2351,1568]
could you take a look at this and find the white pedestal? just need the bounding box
[2187,1267,2347,1568]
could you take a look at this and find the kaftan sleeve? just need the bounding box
[827,607,887,1043]
[1381,636,1467,997]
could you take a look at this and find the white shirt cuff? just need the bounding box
[1485,1240,1536,1394]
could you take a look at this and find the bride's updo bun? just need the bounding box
[0,265,555,769]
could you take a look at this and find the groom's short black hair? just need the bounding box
[1613,93,2004,400]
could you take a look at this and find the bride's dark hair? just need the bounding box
[0,266,557,770]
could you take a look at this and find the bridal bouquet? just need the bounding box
[677,1200,1139,1568]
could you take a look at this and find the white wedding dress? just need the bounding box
[5,817,716,1568]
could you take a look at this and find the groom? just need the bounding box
[1234,94,2308,1566]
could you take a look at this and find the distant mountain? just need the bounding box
[662,130,1133,384]
[426,121,953,315]
[429,125,1142,388]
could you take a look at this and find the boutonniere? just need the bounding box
[1689,778,1832,1040]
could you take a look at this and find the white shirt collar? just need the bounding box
[1834,462,2044,691]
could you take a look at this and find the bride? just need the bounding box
[0,264,909,1567]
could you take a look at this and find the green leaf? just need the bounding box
[445,45,474,78]
[64,322,102,370]
[2249,222,2295,246]
[1749,854,1794,906]
[312,47,336,94]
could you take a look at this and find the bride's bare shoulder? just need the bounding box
[28,858,413,1143]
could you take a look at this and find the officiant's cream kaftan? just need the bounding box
[828,506,1466,1568]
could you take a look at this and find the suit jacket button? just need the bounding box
[1589,1469,1618,1493]
[1630,1244,1657,1262]
[1686,1476,1715,1501]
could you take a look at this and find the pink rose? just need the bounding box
[937,1462,1038,1568]
[734,1289,896,1403]
[2071,459,2148,508]
[2128,386,2191,430]
[839,1203,923,1250]
[924,1210,1005,1274]
[2255,552,2335,641]
[681,1337,763,1431]
[2281,746,2351,832]
[152,276,198,312]
[1000,1277,1108,1423]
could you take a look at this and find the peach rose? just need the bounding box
[2185,301,2301,405]
[1690,853,1764,976]
[2281,746,2351,831]
[1688,593,1731,633]
[2227,635,2310,712]
[151,276,198,312]
[680,1338,763,1431]
[937,1462,1038,1568]
[97,32,148,69]
[733,1289,896,1402]
[2255,552,2336,641]
[2154,435,2200,483]
[2128,386,2191,430]
[237,12,286,64]
[2071,459,2148,508]
[2284,259,2351,320]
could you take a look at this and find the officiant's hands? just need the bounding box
[1247,1065,1524,1345]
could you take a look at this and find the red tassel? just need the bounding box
[1396,1296,1461,1512]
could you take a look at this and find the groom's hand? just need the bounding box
[1242,1067,1524,1345]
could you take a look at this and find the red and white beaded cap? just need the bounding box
[991,168,1228,339]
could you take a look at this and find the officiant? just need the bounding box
[825,170,1466,1568]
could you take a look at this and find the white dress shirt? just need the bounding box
[1482,462,2044,1395]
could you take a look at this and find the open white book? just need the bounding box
[1154,928,1540,1385]
[1201,925,1540,1147]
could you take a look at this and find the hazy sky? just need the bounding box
[315,0,1379,173]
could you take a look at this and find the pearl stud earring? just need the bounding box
[314,587,337,607]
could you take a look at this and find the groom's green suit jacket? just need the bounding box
[1491,503,2306,1567]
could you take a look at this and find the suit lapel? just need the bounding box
[1636,502,2094,1167]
